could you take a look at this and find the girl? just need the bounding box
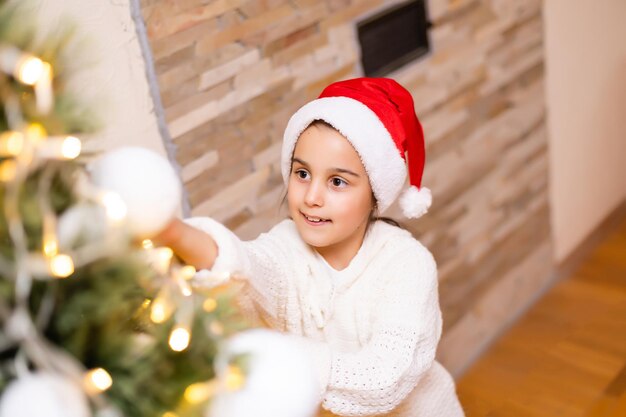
[156,78,465,416]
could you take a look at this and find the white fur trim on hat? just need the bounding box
[281,96,406,213]
[399,186,432,219]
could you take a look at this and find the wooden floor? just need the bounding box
[457,216,626,417]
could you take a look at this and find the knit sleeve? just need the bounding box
[182,217,290,327]
[322,244,443,416]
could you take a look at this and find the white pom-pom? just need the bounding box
[0,373,90,417]
[89,147,182,238]
[207,329,319,417]
[399,186,432,219]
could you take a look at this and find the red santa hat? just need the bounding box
[281,77,432,218]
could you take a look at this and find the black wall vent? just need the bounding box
[357,1,430,77]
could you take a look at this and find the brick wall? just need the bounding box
[140,0,552,375]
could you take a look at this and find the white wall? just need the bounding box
[544,0,626,263]
[17,0,166,157]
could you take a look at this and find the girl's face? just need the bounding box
[287,123,374,268]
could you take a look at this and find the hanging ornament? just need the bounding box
[208,329,319,417]
[89,146,182,238]
[0,372,90,417]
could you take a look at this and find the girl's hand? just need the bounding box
[150,217,218,270]
[151,217,184,248]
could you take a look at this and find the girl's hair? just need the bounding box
[280,120,403,230]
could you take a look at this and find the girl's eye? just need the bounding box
[331,177,347,188]
[295,169,310,180]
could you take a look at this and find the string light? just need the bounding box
[84,368,113,394]
[26,123,46,142]
[141,239,154,249]
[177,278,192,297]
[184,381,215,404]
[202,298,217,313]
[224,365,245,391]
[36,136,82,160]
[15,55,45,86]
[0,160,17,182]
[0,131,24,156]
[49,253,74,278]
[179,265,196,280]
[42,235,58,257]
[149,247,174,275]
[150,295,173,324]
[168,326,190,352]
[61,136,81,159]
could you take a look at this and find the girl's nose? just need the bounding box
[304,181,324,207]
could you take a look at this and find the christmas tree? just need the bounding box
[0,2,318,417]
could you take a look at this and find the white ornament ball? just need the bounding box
[207,329,319,417]
[0,372,90,417]
[89,146,182,238]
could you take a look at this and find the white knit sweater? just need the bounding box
[187,217,465,417]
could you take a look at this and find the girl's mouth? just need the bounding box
[301,212,330,226]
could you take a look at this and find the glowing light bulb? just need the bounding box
[184,381,215,404]
[84,368,113,393]
[142,239,154,249]
[16,55,45,85]
[100,191,127,222]
[43,236,58,257]
[168,326,190,352]
[0,160,17,182]
[225,365,245,391]
[180,265,196,280]
[26,123,47,142]
[61,136,81,159]
[0,131,24,156]
[202,298,217,313]
[50,254,74,278]
[150,247,173,274]
[150,297,173,323]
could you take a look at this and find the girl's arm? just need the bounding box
[153,218,219,270]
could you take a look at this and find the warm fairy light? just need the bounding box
[184,381,215,404]
[209,320,224,336]
[0,160,17,182]
[162,412,178,417]
[15,55,45,85]
[26,123,46,142]
[84,368,113,393]
[43,235,58,257]
[180,265,196,280]
[50,254,74,278]
[142,239,154,249]
[0,131,24,156]
[225,365,245,391]
[152,247,174,274]
[177,278,192,297]
[202,298,217,313]
[61,136,81,159]
[100,191,127,222]
[150,297,173,324]
[141,298,152,309]
[168,326,190,352]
